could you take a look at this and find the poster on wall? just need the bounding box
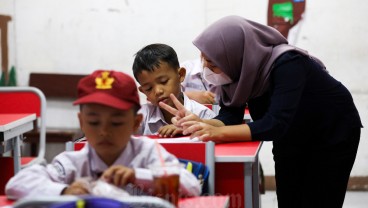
[267,0,306,38]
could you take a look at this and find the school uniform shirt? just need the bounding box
[5,137,201,199]
[136,94,216,135]
[180,58,220,102]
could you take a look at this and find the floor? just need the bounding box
[261,191,368,208]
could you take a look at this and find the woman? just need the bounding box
[159,16,362,208]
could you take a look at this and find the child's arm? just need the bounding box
[5,153,85,199]
[5,163,70,199]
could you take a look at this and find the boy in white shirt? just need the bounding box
[180,58,220,105]
[132,44,216,137]
[6,70,200,199]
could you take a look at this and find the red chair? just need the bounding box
[156,139,215,195]
[0,86,47,194]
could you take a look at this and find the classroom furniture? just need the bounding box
[23,73,85,157]
[0,113,36,194]
[148,138,262,208]
[0,86,47,167]
[0,113,37,171]
[204,104,252,123]
[156,139,216,195]
[215,141,262,208]
[244,108,252,123]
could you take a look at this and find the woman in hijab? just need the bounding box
[159,15,362,207]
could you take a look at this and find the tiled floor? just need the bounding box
[261,191,368,208]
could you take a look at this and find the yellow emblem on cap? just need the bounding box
[95,71,114,89]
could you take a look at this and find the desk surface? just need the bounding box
[146,135,262,163]
[0,114,36,132]
[179,195,229,208]
[215,141,262,162]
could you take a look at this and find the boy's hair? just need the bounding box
[132,43,180,81]
[73,70,141,112]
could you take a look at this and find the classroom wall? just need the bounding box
[1,0,367,177]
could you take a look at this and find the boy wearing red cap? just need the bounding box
[6,70,200,199]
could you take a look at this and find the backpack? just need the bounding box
[178,158,210,195]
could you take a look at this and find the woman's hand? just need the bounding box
[184,121,252,142]
[182,121,225,142]
[101,165,136,188]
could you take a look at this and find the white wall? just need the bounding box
[1,0,367,176]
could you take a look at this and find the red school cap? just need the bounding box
[73,70,140,110]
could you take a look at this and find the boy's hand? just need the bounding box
[61,181,90,195]
[185,91,215,104]
[101,165,136,188]
[158,124,183,137]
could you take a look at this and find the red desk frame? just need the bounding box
[215,141,262,208]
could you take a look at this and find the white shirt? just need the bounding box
[180,58,220,101]
[137,94,216,135]
[6,137,201,199]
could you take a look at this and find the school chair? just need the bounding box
[155,140,215,195]
[0,86,47,194]
[204,104,220,115]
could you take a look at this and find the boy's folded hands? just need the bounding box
[158,124,183,137]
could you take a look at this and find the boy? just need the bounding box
[5,70,200,199]
[180,57,220,105]
[132,44,216,137]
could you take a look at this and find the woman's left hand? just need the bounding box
[183,121,224,142]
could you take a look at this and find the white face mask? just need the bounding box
[203,67,233,86]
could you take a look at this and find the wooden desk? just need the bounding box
[0,113,36,173]
[215,141,262,208]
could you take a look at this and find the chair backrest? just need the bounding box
[0,86,47,167]
[204,104,220,115]
[157,140,215,195]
